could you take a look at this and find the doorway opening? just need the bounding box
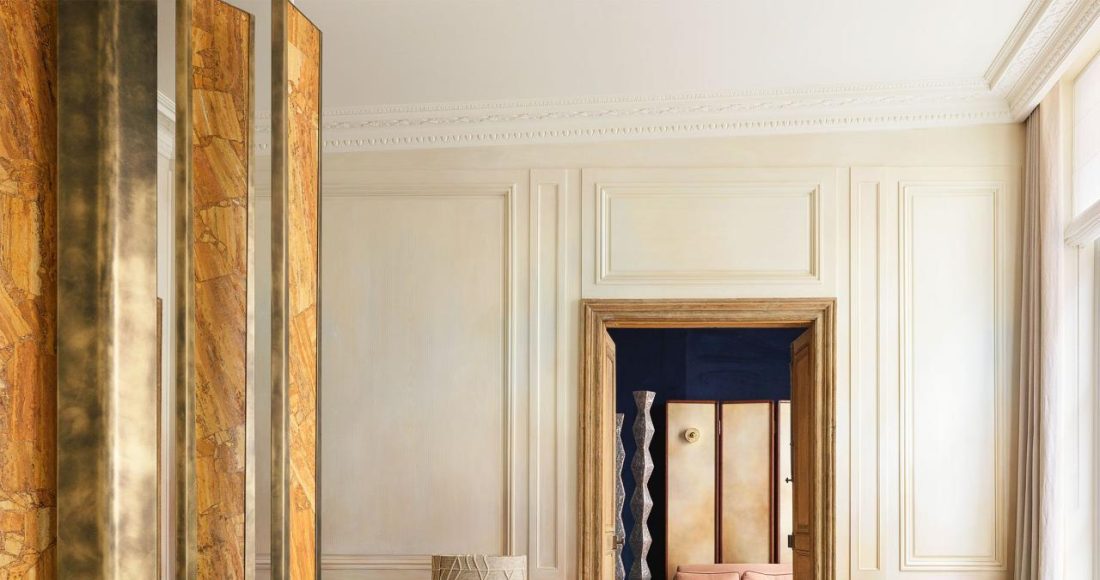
[612,327,803,578]
[578,299,835,580]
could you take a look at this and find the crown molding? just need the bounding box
[986,0,1100,119]
[247,78,1011,152]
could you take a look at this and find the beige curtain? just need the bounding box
[1014,104,1063,579]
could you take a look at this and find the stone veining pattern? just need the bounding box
[0,1,56,576]
[286,5,322,578]
[191,0,252,576]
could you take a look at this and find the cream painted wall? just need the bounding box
[244,124,1025,579]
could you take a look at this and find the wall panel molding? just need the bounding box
[315,173,526,569]
[596,184,820,284]
[849,177,883,574]
[528,170,570,578]
[581,168,836,298]
[898,181,1011,571]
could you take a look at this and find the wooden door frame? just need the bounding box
[578,298,836,580]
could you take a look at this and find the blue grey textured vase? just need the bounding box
[615,413,627,580]
[629,391,655,580]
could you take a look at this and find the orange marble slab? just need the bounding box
[190,0,252,576]
[0,1,57,576]
[285,5,320,578]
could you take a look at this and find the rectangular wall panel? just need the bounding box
[322,189,510,559]
[720,402,774,564]
[529,171,569,577]
[579,167,838,300]
[667,402,717,579]
[599,186,816,282]
[0,1,56,576]
[851,180,882,573]
[901,184,1004,570]
[188,0,254,576]
[272,1,322,577]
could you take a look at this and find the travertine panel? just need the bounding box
[287,5,321,578]
[0,1,56,576]
[190,0,253,576]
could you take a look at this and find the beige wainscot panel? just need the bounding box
[581,168,838,299]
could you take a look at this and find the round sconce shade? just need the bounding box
[431,555,527,580]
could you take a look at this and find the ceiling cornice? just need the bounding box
[250,78,1011,152]
[986,0,1100,118]
[157,0,1100,152]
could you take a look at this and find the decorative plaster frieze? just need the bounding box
[986,0,1100,118]
[245,79,1011,152]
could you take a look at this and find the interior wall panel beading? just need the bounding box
[0,1,57,576]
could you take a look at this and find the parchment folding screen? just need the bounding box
[0,1,57,576]
[665,401,780,574]
[175,0,256,576]
[270,1,322,577]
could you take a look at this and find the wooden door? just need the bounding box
[790,329,814,578]
[599,328,619,580]
[777,401,793,564]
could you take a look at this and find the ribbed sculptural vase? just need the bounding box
[629,391,655,580]
[615,413,627,580]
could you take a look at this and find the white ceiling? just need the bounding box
[156,0,1100,149]
[299,0,1030,108]
[160,0,1030,107]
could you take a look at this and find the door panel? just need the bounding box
[777,401,793,564]
[667,402,718,578]
[600,328,618,580]
[790,329,814,578]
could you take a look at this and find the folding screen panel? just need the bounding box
[271,1,322,577]
[720,402,775,563]
[666,402,718,579]
[0,1,56,576]
[57,0,159,575]
[176,0,256,576]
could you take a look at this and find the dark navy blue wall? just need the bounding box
[609,327,804,578]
